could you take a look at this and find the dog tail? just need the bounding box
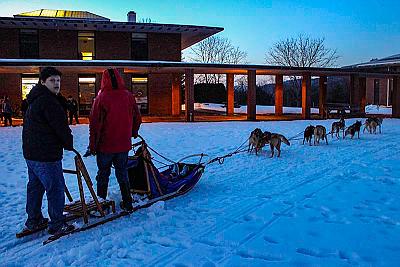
[279,135,290,146]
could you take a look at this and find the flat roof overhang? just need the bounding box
[0,59,398,78]
[0,17,223,49]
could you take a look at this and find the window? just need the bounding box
[78,32,95,60]
[21,75,39,99]
[78,76,96,115]
[373,79,380,105]
[131,75,148,114]
[20,29,39,58]
[131,33,148,60]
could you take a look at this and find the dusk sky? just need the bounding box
[1,0,399,66]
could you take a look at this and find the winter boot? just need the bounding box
[48,223,75,235]
[97,183,108,200]
[119,183,133,211]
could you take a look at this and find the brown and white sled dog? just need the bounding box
[364,117,383,134]
[248,128,267,155]
[267,133,290,157]
[331,118,345,139]
[345,120,362,139]
[303,125,315,146]
[314,125,328,145]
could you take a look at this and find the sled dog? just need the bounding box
[303,125,315,146]
[345,120,362,139]
[314,125,328,145]
[364,117,383,134]
[331,118,345,138]
[248,128,267,155]
[267,133,290,158]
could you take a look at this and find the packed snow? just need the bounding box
[0,117,399,266]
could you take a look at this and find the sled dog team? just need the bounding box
[249,117,383,157]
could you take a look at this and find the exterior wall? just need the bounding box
[96,32,130,60]
[0,28,19,58]
[0,28,183,116]
[61,73,79,100]
[147,33,181,115]
[39,30,77,59]
[148,33,181,61]
[366,78,389,106]
[148,74,172,115]
[0,74,22,114]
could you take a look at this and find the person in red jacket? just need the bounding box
[87,68,141,211]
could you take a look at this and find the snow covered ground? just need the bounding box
[1,118,400,266]
[195,103,392,115]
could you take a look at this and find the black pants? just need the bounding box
[69,112,79,125]
[3,113,12,126]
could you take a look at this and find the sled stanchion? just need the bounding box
[64,185,73,203]
[75,156,88,224]
[75,155,105,217]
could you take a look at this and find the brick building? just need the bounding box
[0,9,222,115]
[345,54,400,107]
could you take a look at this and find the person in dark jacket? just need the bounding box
[86,68,141,211]
[66,95,79,125]
[3,96,12,126]
[21,98,28,118]
[22,67,74,235]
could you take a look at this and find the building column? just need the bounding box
[275,74,283,116]
[393,77,400,118]
[247,70,256,121]
[226,73,234,116]
[185,69,194,122]
[301,73,311,119]
[319,76,327,118]
[359,76,367,115]
[350,74,360,106]
[171,73,181,116]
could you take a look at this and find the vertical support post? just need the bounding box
[171,73,181,116]
[185,69,194,122]
[359,76,367,115]
[75,157,88,224]
[247,70,256,121]
[319,76,327,118]
[226,73,235,116]
[393,77,400,118]
[350,74,360,107]
[275,74,283,116]
[302,73,311,119]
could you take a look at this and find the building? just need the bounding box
[344,54,400,107]
[0,9,222,115]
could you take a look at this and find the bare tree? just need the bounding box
[187,35,247,83]
[265,34,339,67]
[265,34,339,106]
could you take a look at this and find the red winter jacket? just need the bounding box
[89,69,141,153]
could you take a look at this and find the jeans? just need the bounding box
[96,151,132,205]
[25,160,65,231]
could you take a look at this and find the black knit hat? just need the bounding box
[39,67,62,82]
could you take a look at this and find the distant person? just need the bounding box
[3,97,13,127]
[21,98,28,118]
[22,67,74,235]
[0,96,4,125]
[66,95,79,125]
[86,68,142,211]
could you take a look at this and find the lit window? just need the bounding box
[78,32,95,60]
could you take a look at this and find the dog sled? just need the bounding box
[16,136,205,245]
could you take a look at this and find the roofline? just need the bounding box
[0,59,397,77]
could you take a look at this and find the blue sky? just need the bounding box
[1,0,399,66]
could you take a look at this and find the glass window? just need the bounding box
[131,75,148,114]
[21,75,39,99]
[20,29,39,58]
[78,32,95,60]
[132,33,148,60]
[79,76,96,115]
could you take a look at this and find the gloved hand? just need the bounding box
[83,147,96,157]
